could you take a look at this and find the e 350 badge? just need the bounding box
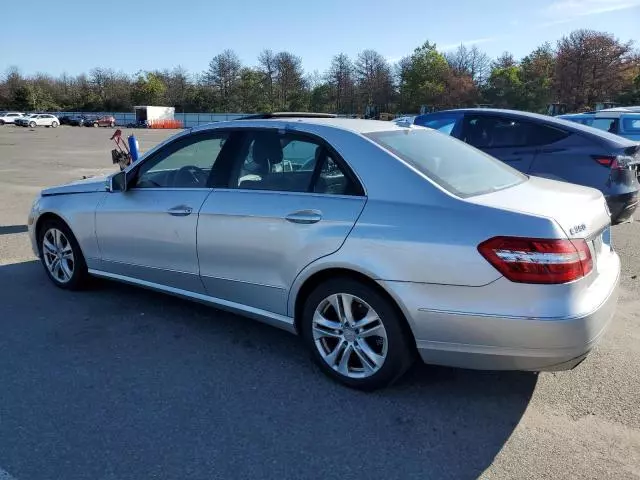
[569,223,586,235]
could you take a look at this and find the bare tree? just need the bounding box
[204,49,242,112]
[445,45,491,85]
[258,49,277,110]
[327,53,356,113]
[273,51,305,110]
[355,49,394,111]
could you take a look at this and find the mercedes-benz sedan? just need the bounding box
[29,114,620,390]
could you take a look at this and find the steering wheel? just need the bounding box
[173,165,207,187]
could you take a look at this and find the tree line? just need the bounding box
[1,29,639,115]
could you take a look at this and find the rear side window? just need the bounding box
[463,115,569,148]
[590,118,619,133]
[414,114,461,135]
[621,117,640,134]
[365,129,526,198]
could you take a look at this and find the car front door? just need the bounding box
[95,130,229,293]
[460,114,538,173]
[197,129,367,316]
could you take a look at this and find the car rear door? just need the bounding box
[459,114,540,173]
[196,128,367,316]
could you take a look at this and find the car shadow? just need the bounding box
[0,260,536,480]
[0,224,28,235]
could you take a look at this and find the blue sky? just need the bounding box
[1,0,639,78]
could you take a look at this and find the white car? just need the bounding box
[0,112,25,125]
[18,114,59,128]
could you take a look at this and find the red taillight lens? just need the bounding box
[592,155,620,169]
[478,237,593,284]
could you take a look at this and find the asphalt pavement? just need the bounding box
[0,126,638,479]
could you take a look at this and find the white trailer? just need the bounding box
[134,106,175,124]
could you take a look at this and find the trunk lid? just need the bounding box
[468,176,610,240]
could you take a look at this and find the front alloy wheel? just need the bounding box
[42,228,75,284]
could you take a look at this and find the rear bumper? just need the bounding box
[608,191,638,224]
[380,252,620,372]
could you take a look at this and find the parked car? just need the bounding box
[58,115,74,125]
[68,115,88,127]
[17,113,60,128]
[393,115,416,127]
[414,108,640,224]
[84,115,116,128]
[14,114,39,126]
[0,111,25,125]
[559,110,640,141]
[28,113,620,390]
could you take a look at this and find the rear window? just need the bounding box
[621,117,640,134]
[365,129,526,198]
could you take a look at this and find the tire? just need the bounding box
[109,121,115,128]
[300,278,415,390]
[51,121,58,128]
[93,122,99,128]
[0,120,5,125]
[29,121,36,128]
[37,218,89,290]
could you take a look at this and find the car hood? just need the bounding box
[41,175,109,196]
[468,175,610,239]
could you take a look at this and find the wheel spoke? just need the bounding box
[60,259,73,280]
[355,338,385,369]
[324,339,346,366]
[337,343,354,375]
[43,238,56,254]
[359,322,385,339]
[50,258,61,278]
[54,229,62,249]
[353,344,376,373]
[339,294,356,326]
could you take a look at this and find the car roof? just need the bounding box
[193,117,410,135]
[422,108,636,147]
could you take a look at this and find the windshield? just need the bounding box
[364,128,526,198]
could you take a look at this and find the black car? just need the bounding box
[414,108,640,224]
[68,115,88,126]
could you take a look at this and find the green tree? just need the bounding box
[131,72,167,106]
[483,64,524,108]
[399,41,449,111]
[519,43,555,112]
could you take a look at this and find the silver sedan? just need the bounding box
[28,114,620,390]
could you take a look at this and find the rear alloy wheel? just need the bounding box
[51,121,58,128]
[109,121,115,128]
[38,219,89,290]
[29,121,36,128]
[301,278,414,390]
[93,122,99,127]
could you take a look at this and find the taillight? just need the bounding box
[592,155,618,168]
[478,236,593,284]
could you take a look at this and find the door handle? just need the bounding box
[285,210,322,224]
[167,205,193,216]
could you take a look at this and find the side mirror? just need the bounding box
[107,171,127,192]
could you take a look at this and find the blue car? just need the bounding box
[415,108,640,224]
[559,110,640,142]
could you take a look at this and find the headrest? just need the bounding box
[252,133,283,166]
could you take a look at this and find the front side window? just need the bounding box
[134,133,228,189]
[232,130,360,195]
[365,129,526,198]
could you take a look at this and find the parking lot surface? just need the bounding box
[0,126,638,480]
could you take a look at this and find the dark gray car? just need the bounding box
[414,108,640,224]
